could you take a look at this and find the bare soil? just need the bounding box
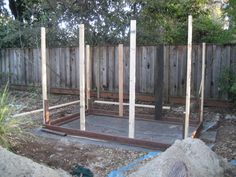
[212,119,236,160]
[8,133,144,177]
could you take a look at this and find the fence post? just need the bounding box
[155,45,164,119]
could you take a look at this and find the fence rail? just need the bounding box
[0,44,236,101]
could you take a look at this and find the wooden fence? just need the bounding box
[0,44,236,101]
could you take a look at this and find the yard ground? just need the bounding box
[4,90,236,176]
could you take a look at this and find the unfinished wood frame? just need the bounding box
[200,43,206,122]
[184,15,192,139]
[129,20,136,138]
[37,16,206,147]
[118,44,124,117]
[79,24,86,131]
[41,27,49,124]
[86,45,91,109]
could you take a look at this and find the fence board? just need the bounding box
[64,48,70,87]
[123,46,130,93]
[1,44,236,101]
[108,46,115,91]
[114,46,119,91]
[163,45,170,102]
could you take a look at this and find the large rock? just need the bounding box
[129,138,228,177]
[0,147,71,177]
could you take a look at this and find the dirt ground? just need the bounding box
[212,116,236,160]
[4,90,236,176]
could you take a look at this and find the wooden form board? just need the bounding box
[118,44,124,117]
[79,24,85,131]
[129,20,136,138]
[184,15,192,139]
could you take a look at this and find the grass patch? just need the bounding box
[0,84,21,149]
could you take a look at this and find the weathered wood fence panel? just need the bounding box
[0,44,236,101]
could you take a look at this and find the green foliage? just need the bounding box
[137,0,234,44]
[0,84,10,148]
[193,15,234,44]
[225,0,236,28]
[218,68,236,104]
[0,0,235,46]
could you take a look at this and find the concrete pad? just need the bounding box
[61,115,196,145]
[33,128,150,152]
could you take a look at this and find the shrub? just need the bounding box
[218,68,236,104]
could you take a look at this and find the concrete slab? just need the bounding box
[61,115,196,145]
[33,128,150,152]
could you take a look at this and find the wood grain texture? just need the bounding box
[118,44,124,117]
[129,20,136,138]
[1,44,236,102]
[184,15,192,139]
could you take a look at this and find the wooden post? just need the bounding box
[79,24,85,131]
[97,50,100,99]
[155,45,164,119]
[184,15,192,139]
[129,20,136,138]
[41,27,49,124]
[118,44,124,117]
[200,43,206,122]
[86,45,91,110]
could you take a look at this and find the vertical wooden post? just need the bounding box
[155,45,164,120]
[86,45,91,110]
[97,50,100,99]
[41,27,49,124]
[200,43,206,122]
[118,44,124,117]
[129,20,136,138]
[184,15,193,139]
[79,24,86,131]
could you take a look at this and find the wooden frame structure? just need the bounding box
[41,18,204,149]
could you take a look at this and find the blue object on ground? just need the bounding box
[71,165,93,177]
[107,151,161,177]
[230,160,236,166]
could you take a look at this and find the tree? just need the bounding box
[224,0,236,43]
[136,0,232,44]
[0,0,234,47]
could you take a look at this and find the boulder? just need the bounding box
[0,147,71,177]
[128,138,228,177]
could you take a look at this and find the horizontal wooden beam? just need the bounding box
[94,100,170,109]
[89,109,199,126]
[43,124,171,150]
[13,100,80,118]
[9,85,233,108]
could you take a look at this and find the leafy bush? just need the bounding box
[219,68,236,104]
